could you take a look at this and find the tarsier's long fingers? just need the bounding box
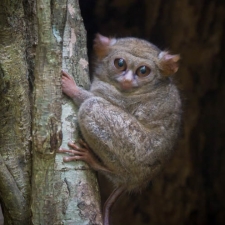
[58,146,88,163]
[63,155,88,162]
[57,148,83,156]
[57,141,87,154]
[61,71,75,84]
[58,140,112,173]
[61,70,71,78]
[76,140,114,173]
[67,142,87,152]
[62,156,77,162]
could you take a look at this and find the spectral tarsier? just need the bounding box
[58,34,181,225]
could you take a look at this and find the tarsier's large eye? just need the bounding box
[136,66,151,77]
[114,58,127,71]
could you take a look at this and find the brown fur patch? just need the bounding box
[159,52,180,76]
[93,34,115,59]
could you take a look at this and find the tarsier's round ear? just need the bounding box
[158,51,180,76]
[93,33,117,59]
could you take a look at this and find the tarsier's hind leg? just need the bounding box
[78,96,150,170]
[77,97,132,225]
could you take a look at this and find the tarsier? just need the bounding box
[59,34,181,225]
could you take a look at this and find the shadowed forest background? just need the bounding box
[79,0,225,225]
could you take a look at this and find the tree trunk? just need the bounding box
[0,0,102,224]
[0,0,31,224]
[54,0,102,224]
[31,0,63,223]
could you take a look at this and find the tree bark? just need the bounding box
[0,0,102,224]
[31,0,63,222]
[54,0,102,224]
[0,0,31,224]
[31,0,102,224]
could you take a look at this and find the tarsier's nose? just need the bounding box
[121,70,134,90]
[123,70,133,82]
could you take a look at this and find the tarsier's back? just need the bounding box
[77,35,182,192]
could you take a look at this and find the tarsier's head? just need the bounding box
[93,34,180,92]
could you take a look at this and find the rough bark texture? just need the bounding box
[54,0,102,224]
[0,0,102,224]
[79,0,225,224]
[31,0,63,223]
[31,0,102,224]
[0,0,32,224]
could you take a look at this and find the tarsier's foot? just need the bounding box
[58,140,111,173]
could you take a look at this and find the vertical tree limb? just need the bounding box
[55,0,102,224]
[0,0,31,224]
[31,0,102,224]
[31,0,63,224]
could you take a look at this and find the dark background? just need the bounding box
[79,0,225,225]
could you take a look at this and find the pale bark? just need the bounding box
[54,0,102,224]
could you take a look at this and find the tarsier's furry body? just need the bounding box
[60,34,181,225]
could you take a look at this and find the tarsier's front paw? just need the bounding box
[61,70,78,98]
[57,140,90,162]
[57,140,112,173]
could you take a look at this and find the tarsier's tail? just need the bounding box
[103,186,125,225]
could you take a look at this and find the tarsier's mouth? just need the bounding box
[120,81,133,90]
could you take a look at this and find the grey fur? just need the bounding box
[75,37,181,192]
